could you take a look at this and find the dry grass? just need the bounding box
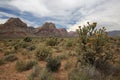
[0,37,120,80]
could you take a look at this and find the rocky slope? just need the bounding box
[0,18,70,38]
[34,22,68,37]
[0,18,34,38]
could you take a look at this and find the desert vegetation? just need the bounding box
[0,22,120,80]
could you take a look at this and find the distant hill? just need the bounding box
[108,30,120,37]
[34,22,68,37]
[0,17,70,38]
[0,18,36,38]
[0,17,120,38]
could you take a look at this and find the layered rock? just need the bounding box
[34,22,68,37]
[0,17,32,38]
[0,17,77,38]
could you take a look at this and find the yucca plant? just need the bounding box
[76,22,113,75]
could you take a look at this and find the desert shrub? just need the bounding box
[68,66,102,80]
[64,61,73,70]
[76,22,113,75]
[46,56,61,72]
[39,68,53,80]
[0,58,4,66]
[4,54,18,62]
[46,37,59,46]
[35,46,52,61]
[27,45,36,51]
[15,60,37,72]
[14,42,29,50]
[23,37,32,42]
[68,68,90,80]
[15,60,25,72]
[4,49,15,56]
[65,39,73,48]
[68,51,77,57]
[57,54,68,60]
[28,64,40,80]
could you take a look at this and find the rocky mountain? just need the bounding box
[1,17,120,38]
[30,22,69,37]
[68,31,78,37]
[108,30,120,36]
[0,18,34,38]
[0,18,69,38]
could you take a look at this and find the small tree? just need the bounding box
[23,37,32,42]
[46,56,61,72]
[76,22,113,75]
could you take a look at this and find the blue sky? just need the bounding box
[0,0,120,31]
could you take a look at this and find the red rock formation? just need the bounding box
[0,17,30,37]
[0,17,77,38]
[34,22,68,37]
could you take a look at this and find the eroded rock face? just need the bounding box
[34,22,68,37]
[4,17,27,28]
[41,22,56,30]
[0,18,31,37]
[0,17,77,38]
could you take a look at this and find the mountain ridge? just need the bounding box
[0,17,119,38]
[0,18,71,38]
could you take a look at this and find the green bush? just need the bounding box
[65,39,73,48]
[27,45,36,51]
[4,54,18,62]
[35,47,52,61]
[68,69,90,80]
[46,37,59,46]
[28,64,40,80]
[57,54,68,60]
[14,42,29,50]
[4,49,15,56]
[46,56,61,72]
[23,37,32,42]
[0,58,4,66]
[15,60,37,72]
[68,66,102,80]
[39,68,53,80]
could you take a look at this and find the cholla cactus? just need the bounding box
[77,22,112,71]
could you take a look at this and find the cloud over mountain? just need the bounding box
[0,0,120,31]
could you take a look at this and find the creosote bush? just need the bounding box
[35,46,52,61]
[39,68,53,80]
[15,60,37,72]
[46,56,61,72]
[46,37,59,46]
[28,64,40,80]
[4,54,18,62]
[0,58,4,66]
[23,37,32,42]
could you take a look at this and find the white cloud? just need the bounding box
[9,0,51,17]
[0,0,120,31]
[67,0,120,31]
[0,18,7,24]
[0,12,17,17]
